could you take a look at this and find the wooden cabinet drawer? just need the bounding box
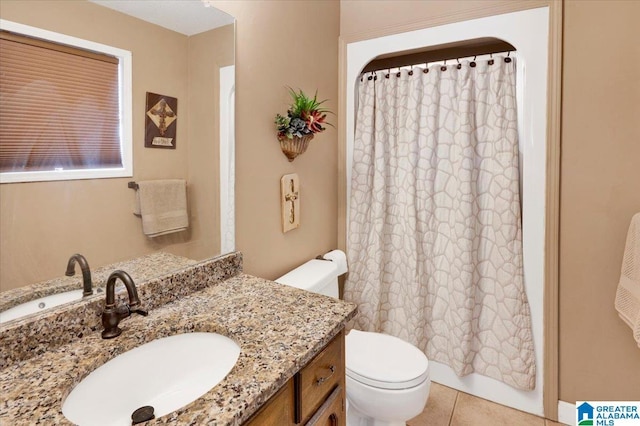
[242,331,346,426]
[296,332,344,424]
[245,379,294,426]
[305,385,344,426]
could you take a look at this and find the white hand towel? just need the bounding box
[134,179,188,237]
[614,212,640,348]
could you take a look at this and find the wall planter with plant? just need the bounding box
[275,88,332,162]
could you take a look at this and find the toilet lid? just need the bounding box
[346,330,429,390]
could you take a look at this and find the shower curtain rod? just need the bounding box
[360,51,511,81]
[361,51,514,79]
[360,40,515,74]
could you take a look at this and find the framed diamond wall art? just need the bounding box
[145,92,177,149]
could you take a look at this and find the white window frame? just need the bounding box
[0,19,133,184]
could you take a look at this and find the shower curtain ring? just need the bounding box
[441,59,447,72]
[489,53,495,66]
[470,55,477,68]
[456,58,462,70]
[505,51,512,63]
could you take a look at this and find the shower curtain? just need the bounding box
[345,57,536,391]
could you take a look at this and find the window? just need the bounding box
[0,20,132,183]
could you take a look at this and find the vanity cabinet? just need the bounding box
[245,330,345,425]
[304,386,344,426]
[245,379,295,425]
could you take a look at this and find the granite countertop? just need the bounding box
[0,252,197,314]
[0,272,357,425]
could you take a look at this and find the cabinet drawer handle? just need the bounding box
[316,365,336,386]
[329,413,338,426]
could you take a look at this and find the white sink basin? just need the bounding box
[0,289,88,323]
[62,332,240,426]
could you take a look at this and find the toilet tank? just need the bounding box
[275,259,339,298]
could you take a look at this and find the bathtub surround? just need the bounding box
[340,4,554,417]
[0,252,357,424]
[339,0,640,417]
[346,56,535,391]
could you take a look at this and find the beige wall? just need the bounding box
[560,0,640,401]
[212,1,340,279]
[340,0,510,36]
[340,0,640,406]
[0,1,226,291]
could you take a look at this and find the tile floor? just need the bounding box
[407,382,567,426]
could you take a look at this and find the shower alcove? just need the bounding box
[342,7,550,417]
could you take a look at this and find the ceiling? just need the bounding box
[89,0,234,36]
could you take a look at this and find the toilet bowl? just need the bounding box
[276,257,431,426]
[345,329,430,426]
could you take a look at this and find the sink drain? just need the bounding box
[131,405,155,425]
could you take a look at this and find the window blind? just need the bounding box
[0,31,122,173]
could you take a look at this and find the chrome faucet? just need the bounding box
[101,270,148,339]
[65,254,93,297]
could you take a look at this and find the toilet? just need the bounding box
[276,258,430,426]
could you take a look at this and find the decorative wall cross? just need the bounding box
[281,174,300,233]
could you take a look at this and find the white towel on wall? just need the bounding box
[134,179,188,237]
[614,212,640,348]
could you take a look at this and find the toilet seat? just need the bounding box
[346,330,429,390]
